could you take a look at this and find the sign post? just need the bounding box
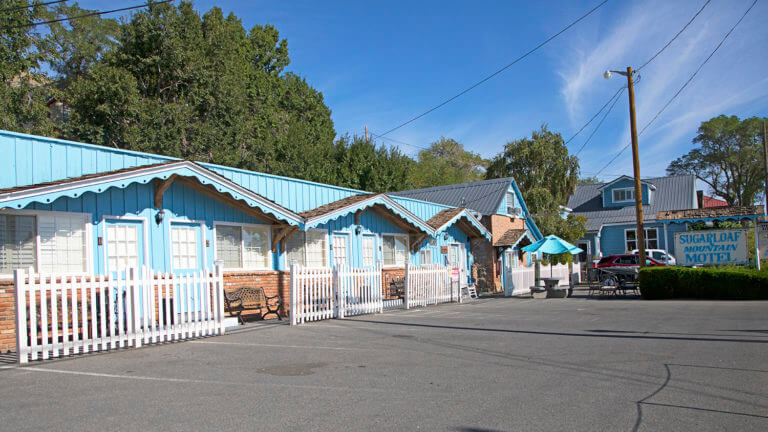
[674,229,749,266]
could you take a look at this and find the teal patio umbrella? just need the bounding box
[522,235,583,278]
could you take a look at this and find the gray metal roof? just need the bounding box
[566,175,696,231]
[391,177,513,216]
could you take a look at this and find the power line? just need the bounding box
[369,131,430,151]
[1,0,173,31]
[0,0,69,14]
[636,0,712,72]
[593,0,758,178]
[565,85,625,145]
[574,87,625,156]
[378,0,610,137]
[567,1,709,152]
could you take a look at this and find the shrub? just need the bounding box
[639,266,768,300]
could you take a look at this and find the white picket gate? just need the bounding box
[504,267,536,296]
[14,266,225,364]
[289,266,335,324]
[404,264,455,309]
[336,264,383,318]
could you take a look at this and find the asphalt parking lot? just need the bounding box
[2,297,767,431]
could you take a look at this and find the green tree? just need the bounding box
[333,135,416,192]
[667,115,767,206]
[486,125,579,206]
[409,137,486,188]
[64,2,336,183]
[0,0,55,135]
[486,125,584,241]
[578,176,600,185]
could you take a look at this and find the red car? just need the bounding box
[596,254,667,269]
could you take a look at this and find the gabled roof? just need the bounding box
[391,177,514,216]
[300,193,435,234]
[597,175,656,191]
[493,229,532,248]
[567,175,696,231]
[702,195,728,208]
[0,160,303,226]
[426,208,492,241]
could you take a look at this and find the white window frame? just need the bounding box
[382,233,409,268]
[419,248,432,266]
[213,221,272,271]
[624,227,660,252]
[612,187,634,203]
[168,219,207,271]
[0,209,93,277]
[284,228,330,269]
[102,215,150,274]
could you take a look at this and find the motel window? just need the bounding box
[613,188,634,203]
[625,228,659,252]
[382,234,408,267]
[215,223,270,270]
[286,230,328,268]
[361,235,376,267]
[0,212,88,274]
[419,248,432,265]
[171,226,199,270]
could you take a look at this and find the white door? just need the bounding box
[458,243,468,287]
[332,233,349,267]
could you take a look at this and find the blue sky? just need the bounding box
[78,0,768,183]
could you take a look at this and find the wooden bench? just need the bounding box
[389,279,405,299]
[223,287,283,325]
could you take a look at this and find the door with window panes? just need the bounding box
[332,233,350,267]
[104,219,145,276]
[361,234,377,268]
[170,222,203,274]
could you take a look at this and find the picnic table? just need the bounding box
[540,277,568,298]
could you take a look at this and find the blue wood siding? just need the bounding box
[389,196,452,221]
[595,222,687,256]
[28,181,269,274]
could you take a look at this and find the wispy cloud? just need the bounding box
[558,0,768,179]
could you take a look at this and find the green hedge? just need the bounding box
[639,266,768,300]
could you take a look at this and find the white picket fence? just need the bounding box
[504,266,536,296]
[14,266,226,363]
[290,263,460,325]
[404,264,455,308]
[504,262,582,296]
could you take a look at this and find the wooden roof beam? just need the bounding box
[153,174,177,208]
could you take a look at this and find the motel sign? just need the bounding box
[674,229,748,266]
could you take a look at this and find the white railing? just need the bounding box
[14,266,225,364]
[336,264,383,318]
[504,267,536,296]
[505,262,582,296]
[404,264,455,309]
[289,265,335,325]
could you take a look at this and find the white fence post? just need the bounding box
[289,261,297,326]
[15,269,28,364]
[404,263,410,310]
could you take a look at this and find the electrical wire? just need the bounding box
[565,85,625,145]
[636,0,712,72]
[369,131,430,151]
[592,0,758,178]
[0,0,69,14]
[378,0,610,137]
[0,0,173,31]
[574,87,624,156]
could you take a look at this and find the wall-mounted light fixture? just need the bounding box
[155,209,165,224]
[443,233,449,241]
[355,225,362,235]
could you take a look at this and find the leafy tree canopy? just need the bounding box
[667,115,767,206]
[409,137,486,188]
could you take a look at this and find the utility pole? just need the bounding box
[365,125,368,141]
[604,66,646,267]
[626,66,646,267]
[763,119,768,216]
